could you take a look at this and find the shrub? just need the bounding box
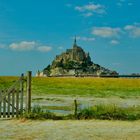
[21,104,140,121]
[22,105,63,120]
[77,104,140,120]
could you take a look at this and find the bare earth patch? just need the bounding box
[0,119,140,140]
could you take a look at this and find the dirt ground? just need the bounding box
[0,119,140,140]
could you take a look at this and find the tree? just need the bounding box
[44,65,51,71]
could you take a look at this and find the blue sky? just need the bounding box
[0,0,140,75]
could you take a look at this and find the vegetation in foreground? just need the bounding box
[76,104,140,120]
[0,76,140,98]
[22,105,63,120]
[1,76,140,120]
[22,104,140,121]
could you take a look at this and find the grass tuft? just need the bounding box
[22,105,63,120]
[21,104,140,121]
[77,104,140,120]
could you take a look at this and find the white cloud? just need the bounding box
[9,41,35,51]
[83,12,93,17]
[132,28,140,37]
[76,36,95,41]
[75,3,105,17]
[92,27,121,38]
[117,0,133,7]
[124,24,140,38]
[110,40,120,45]
[9,41,52,52]
[75,4,103,12]
[37,46,52,52]
[124,25,134,30]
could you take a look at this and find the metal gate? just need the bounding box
[0,71,32,118]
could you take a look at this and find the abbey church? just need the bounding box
[36,38,118,77]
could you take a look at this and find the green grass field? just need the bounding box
[0,76,140,98]
[32,77,140,98]
[1,76,140,119]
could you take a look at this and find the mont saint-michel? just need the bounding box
[36,38,118,77]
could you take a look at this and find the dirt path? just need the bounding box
[0,119,140,140]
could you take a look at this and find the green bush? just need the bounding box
[77,104,140,120]
[22,105,63,120]
[21,104,140,121]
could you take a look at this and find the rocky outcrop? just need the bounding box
[38,39,118,77]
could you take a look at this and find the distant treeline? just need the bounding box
[47,74,140,78]
[101,75,140,78]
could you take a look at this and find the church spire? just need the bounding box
[73,35,77,48]
[74,35,77,45]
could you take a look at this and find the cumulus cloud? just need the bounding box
[91,24,140,39]
[124,24,140,38]
[75,3,103,12]
[9,41,52,52]
[110,40,120,45]
[9,41,35,51]
[75,3,105,17]
[117,0,133,7]
[37,46,52,52]
[124,25,134,30]
[83,12,93,17]
[92,27,121,38]
[75,36,95,41]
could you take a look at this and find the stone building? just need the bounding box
[36,37,118,77]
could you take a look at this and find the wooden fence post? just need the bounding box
[74,99,78,118]
[20,73,24,114]
[3,96,6,118]
[0,91,1,118]
[12,92,15,117]
[26,71,32,113]
[7,93,10,117]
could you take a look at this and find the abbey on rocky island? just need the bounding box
[36,37,118,77]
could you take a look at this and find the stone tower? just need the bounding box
[72,36,77,59]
